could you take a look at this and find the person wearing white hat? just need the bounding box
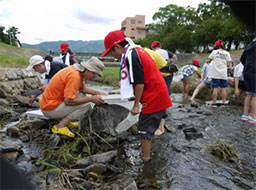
[39,56,106,138]
[26,55,67,105]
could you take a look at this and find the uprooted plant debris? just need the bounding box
[206,140,238,162]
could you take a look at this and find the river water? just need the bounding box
[1,83,255,189]
[118,93,256,190]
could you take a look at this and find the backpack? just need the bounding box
[160,59,178,73]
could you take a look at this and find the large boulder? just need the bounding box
[80,104,129,136]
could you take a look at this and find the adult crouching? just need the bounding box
[39,57,106,138]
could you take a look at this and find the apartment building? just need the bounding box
[121,15,148,40]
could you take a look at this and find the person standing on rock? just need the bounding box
[208,40,232,107]
[191,60,212,101]
[151,41,178,94]
[101,30,172,162]
[176,60,201,98]
[26,55,67,105]
[39,57,106,138]
[240,38,256,123]
[59,42,78,66]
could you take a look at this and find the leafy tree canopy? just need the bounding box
[138,0,255,53]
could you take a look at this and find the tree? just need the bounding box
[6,26,20,46]
[141,0,255,53]
[0,26,9,44]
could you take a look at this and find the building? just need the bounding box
[121,15,148,40]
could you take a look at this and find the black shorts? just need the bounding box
[138,110,166,139]
[244,72,256,94]
[238,81,246,91]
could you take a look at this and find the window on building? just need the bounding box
[138,31,142,34]
[131,20,135,24]
[131,28,134,30]
[138,20,143,24]
[131,36,135,39]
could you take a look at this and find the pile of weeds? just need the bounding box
[206,140,238,161]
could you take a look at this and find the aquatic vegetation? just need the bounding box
[206,140,238,161]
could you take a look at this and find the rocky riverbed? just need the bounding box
[0,91,255,190]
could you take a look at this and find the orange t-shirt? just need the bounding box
[39,66,82,111]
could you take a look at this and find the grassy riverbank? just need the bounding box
[0,53,28,68]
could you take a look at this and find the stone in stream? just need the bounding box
[73,150,118,168]
[0,134,23,154]
[80,104,129,137]
[82,163,107,176]
[183,127,203,140]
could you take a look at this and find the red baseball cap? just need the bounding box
[214,40,224,47]
[59,43,69,51]
[192,59,200,67]
[151,41,161,48]
[101,30,125,57]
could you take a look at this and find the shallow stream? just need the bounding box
[1,84,255,189]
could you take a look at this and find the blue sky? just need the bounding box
[0,0,209,44]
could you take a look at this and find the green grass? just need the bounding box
[103,67,120,80]
[0,53,28,68]
[95,67,120,86]
[0,42,22,50]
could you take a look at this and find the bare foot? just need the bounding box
[154,127,165,136]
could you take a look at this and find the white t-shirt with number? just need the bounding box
[209,49,232,80]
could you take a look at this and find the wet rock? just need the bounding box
[199,106,213,115]
[188,113,200,118]
[183,127,203,140]
[0,137,23,153]
[106,164,122,174]
[19,135,30,142]
[67,169,84,178]
[18,118,48,130]
[41,128,49,135]
[7,126,21,137]
[74,150,118,168]
[83,163,107,176]
[47,134,60,147]
[165,124,176,133]
[24,155,31,161]
[79,181,93,190]
[32,162,45,173]
[29,175,45,187]
[0,98,9,105]
[16,161,32,173]
[177,124,186,130]
[81,104,129,137]
[191,103,199,108]
[123,180,138,190]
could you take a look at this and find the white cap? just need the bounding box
[26,55,44,71]
[73,56,105,77]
